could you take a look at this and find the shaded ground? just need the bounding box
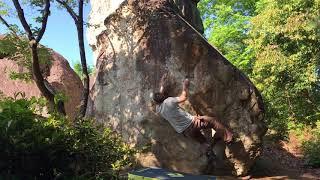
[127,132,320,179]
[249,133,320,179]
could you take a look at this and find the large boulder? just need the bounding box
[0,50,83,119]
[169,0,204,34]
[87,0,267,176]
[87,0,126,65]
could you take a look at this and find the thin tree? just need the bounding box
[11,0,66,115]
[56,0,89,118]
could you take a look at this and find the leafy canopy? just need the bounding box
[198,0,259,72]
[198,0,320,138]
[249,0,320,136]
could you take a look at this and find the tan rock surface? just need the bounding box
[87,0,267,176]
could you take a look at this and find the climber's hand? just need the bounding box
[159,86,164,93]
[194,116,202,128]
[178,78,190,103]
[183,78,190,88]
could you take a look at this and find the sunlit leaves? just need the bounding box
[0,0,8,16]
[73,61,93,80]
[198,0,320,138]
[249,0,320,135]
[198,0,258,73]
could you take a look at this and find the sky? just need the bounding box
[0,1,94,67]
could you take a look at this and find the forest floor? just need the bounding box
[249,132,320,179]
[127,132,320,179]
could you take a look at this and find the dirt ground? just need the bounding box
[248,133,320,179]
[126,132,320,179]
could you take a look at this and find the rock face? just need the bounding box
[87,0,126,64]
[169,0,204,34]
[0,51,83,119]
[87,0,267,176]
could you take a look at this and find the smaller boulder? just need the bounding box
[0,50,83,119]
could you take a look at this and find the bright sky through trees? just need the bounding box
[0,0,93,67]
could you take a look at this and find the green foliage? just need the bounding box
[288,121,306,137]
[56,0,89,9]
[0,97,135,179]
[199,0,320,139]
[73,61,94,80]
[0,34,52,82]
[302,121,320,167]
[54,92,68,105]
[20,0,51,30]
[0,0,9,16]
[0,34,30,68]
[249,0,320,137]
[1,0,50,35]
[0,0,11,17]
[198,0,259,73]
[9,71,33,82]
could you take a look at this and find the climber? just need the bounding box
[153,78,233,152]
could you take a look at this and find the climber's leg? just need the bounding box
[183,117,210,155]
[198,116,233,143]
[183,117,207,143]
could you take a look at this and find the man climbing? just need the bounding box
[153,78,233,153]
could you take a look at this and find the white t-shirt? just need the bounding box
[156,97,193,133]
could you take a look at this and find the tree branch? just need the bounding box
[0,15,12,30]
[77,0,84,30]
[11,0,33,40]
[56,0,79,22]
[35,0,50,43]
[78,0,83,21]
[0,15,20,38]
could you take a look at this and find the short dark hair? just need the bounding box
[153,92,167,104]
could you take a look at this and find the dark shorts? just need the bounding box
[182,117,225,144]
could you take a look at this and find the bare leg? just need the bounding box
[198,116,233,143]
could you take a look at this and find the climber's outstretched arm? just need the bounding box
[177,79,189,103]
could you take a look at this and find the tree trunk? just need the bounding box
[12,0,66,116]
[76,0,90,118]
[30,42,66,115]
